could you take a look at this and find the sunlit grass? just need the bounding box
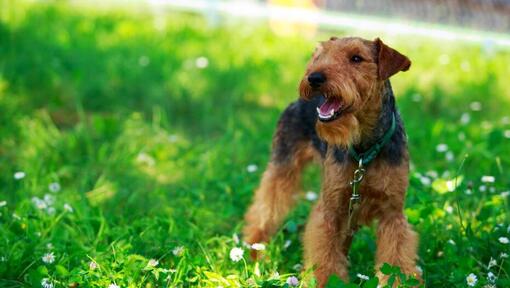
[0,1,509,287]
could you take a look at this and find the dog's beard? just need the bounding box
[316,114,360,147]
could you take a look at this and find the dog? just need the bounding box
[243,36,419,286]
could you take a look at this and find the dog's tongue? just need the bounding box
[319,98,342,114]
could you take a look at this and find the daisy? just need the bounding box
[229,247,243,262]
[0,200,6,207]
[246,164,258,173]
[195,56,209,69]
[251,243,266,251]
[64,203,73,213]
[498,237,509,244]
[481,176,495,183]
[147,259,159,267]
[305,191,318,201]
[501,252,508,258]
[89,261,98,270]
[286,276,299,286]
[48,182,61,193]
[42,252,55,264]
[487,271,497,283]
[172,246,184,257]
[41,278,54,288]
[356,273,369,280]
[419,176,431,186]
[466,273,477,287]
[436,144,448,153]
[14,171,26,180]
[487,257,497,269]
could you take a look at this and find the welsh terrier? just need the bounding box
[243,37,419,286]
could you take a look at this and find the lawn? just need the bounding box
[0,1,509,287]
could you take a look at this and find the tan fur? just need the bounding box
[243,37,419,287]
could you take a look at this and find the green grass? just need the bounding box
[1,1,510,287]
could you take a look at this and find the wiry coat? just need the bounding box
[243,37,419,287]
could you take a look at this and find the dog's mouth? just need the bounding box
[316,96,345,122]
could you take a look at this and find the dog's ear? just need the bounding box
[374,38,411,80]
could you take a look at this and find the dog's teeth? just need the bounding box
[316,107,321,114]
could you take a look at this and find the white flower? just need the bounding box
[0,201,6,207]
[436,144,448,153]
[356,273,369,280]
[481,176,495,183]
[465,188,473,195]
[447,239,456,245]
[265,271,278,280]
[284,239,292,249]
[446,180,456,192]
[504,130,510,139]
[48,182,61,193]
[445,205,454,214]
[14,171,26,180]
[500,191,509,197]
[41,278,54,288]
[64,203,73,213]
[148,259,159,267]
[460,113,470,125]
[32,197,47,210]
[470,101,482,111]
[89,261,98,270]
[420,176,431,186]
[42,252,55,264]
[46,243,53,250]
[172,246,184,257]
[487,271,497,283]
[108,284,120,288]
[46,207,56,215]
[479,185,487,192]
[445,151,454,162]
[426,170,439,178]
[136,152,155,166]
[498,237,509,244]
[195,56,209,69]
[305,191,318,201]
[488,257,497,269]
[501,252,508,258]
[246,164,258,173]
[286,276,299,286]
[251,243,266,251]
[466,273,477,287]
[229,247,244,262]
[43,194,55,205]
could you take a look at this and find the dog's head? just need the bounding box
[299,37,410,146]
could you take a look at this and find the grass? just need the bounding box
[0,1,510,287]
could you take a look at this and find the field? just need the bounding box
[1,1,510,287]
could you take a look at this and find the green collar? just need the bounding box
[348,113,396,166]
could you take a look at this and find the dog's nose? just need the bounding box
[308,72,326,88]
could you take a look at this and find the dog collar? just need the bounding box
[348,113,396,166]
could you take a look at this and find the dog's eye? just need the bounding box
[350,55,363,63]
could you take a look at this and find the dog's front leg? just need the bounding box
[375,213,420,285]
[303,201,349,287]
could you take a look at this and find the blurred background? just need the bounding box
[1,0,509,287]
